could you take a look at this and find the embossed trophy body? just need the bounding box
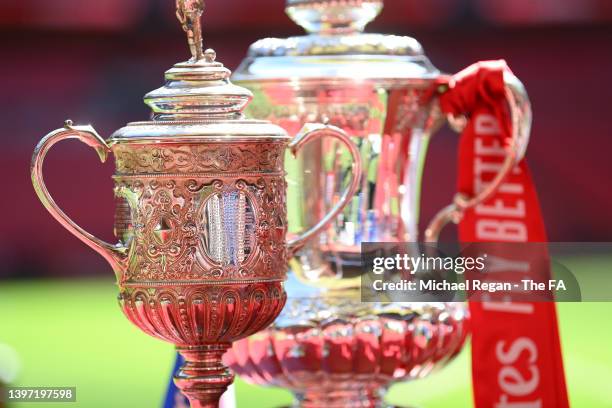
[31,3,361,408]
[226,0,533,406]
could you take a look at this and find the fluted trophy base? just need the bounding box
[174,344,234,408]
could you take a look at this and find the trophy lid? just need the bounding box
[143,49,253,121]
[233,0,440,84]
[109,0,288,142]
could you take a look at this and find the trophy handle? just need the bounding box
[286,123,362,256]
[31,120,128,275]
[425,72,532,242]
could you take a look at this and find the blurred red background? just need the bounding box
[1,0,611,279]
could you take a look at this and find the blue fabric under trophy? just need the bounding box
[163,355,189,408]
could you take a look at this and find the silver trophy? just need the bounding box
[219,0,531,406]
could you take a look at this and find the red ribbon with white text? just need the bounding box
[439,61,570,408]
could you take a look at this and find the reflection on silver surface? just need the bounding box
[240,85,441,276]
[201,191,255,266]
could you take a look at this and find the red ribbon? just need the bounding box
[440,60,569,408]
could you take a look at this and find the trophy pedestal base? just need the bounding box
[174,344,234,408]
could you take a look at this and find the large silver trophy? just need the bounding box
[222,0,533,406]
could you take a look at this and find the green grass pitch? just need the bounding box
[0,256,610,407]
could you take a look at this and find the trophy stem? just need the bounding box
[174,343,234,408]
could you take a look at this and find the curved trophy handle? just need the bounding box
[425,72,532,243]
[31,120,127,275]
[287,123,362,256]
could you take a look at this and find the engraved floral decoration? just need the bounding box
[114,143,285,175]
[114,176,288,284]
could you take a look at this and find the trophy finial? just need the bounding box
[146,0,254,119]
[176,0,205,62]
[286,0,383,34]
